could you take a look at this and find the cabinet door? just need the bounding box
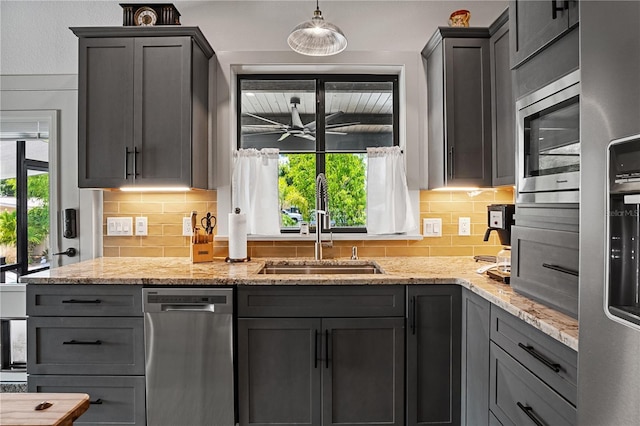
[490,22,515,186]
[238,318,321,426]
[133,37,192,186]
[443,38,492,187]
[78,37,133,188]
[407,285,461,426]
[509,0,569,67]
[322,317,404,426]
[461,290,491,426]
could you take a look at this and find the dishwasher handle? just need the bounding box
[160,304,216,313]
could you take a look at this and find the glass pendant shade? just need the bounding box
[288,7,347,56]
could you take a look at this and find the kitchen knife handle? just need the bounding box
[542,263,579,277]
[518,342,561,373]
[517,402,545,426]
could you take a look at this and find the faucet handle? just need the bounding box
[323,211,332,230]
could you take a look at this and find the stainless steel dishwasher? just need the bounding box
[143,288,234,426]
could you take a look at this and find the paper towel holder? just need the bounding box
[226,207,251,263]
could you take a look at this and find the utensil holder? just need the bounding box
[191,238,214,263]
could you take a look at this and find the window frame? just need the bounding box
[237,74,400,233]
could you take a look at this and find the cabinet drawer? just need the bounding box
[28,317,144,375]
[28,375,145,426]
[490,343,576,426]
[238,285,405,317]
[491,307,577,405]
[511,225,579,318]
[27,285,142,317]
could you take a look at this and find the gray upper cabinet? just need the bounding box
[73,27,213,189]
[489,11,515,186]
[509,0,579,68]
[423,28,492,189]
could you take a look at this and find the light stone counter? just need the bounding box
[21,256,579,351]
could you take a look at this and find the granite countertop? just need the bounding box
[21,256,579,351]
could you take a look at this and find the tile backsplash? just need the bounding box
[102,187,513,258]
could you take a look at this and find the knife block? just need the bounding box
[191,238,214,263]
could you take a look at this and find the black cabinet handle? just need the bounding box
[518,343,561,373]
[410,296,416,335]
[448,146,455,178]
[542,263,579,277]
[124,147,131,179]
[62,298,101,304]
[552,0,569,19]
[90,398,103,405]
[325,329,329,369]
[133,147,139,178]
[63,340,102,345]
[517,402,545,426]
[314,330,318,369]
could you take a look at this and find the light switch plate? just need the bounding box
[458,217,471,236]
[182,217,193,236]
[423,218,442,237]
[135,217,148,236]
[106,217,133,236]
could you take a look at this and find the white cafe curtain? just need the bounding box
[366,146,417,234]
[232,148,280,235]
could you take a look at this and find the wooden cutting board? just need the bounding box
[0,393,90,426]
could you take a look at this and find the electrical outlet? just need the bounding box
[423,218,442,237]
[135,217,148,236]
[182,217,193,236]
[458,217,471,236]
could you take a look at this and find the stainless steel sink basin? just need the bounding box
[258,262,385,275]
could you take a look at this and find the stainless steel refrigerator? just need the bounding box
[579,1,640,424]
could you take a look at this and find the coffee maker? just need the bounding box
[483,204,515,246]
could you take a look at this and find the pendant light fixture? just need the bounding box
[287,0,347,56]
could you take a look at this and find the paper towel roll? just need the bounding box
[228,211,247,260]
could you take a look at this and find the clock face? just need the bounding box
[135,7,157,26]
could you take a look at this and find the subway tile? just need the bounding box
[430,246,474,256]
[214,246,229,257]
[247,241,275,247]
[494,188,515,202]
[429,201,474,213]
[120,246,164,257]
[140,193,186,203]
[103,202,119,213]
[251,246,298,258]
[385,246,430,257]
[420,191,452,202]
[103,247,120,257]
[473,245,504,256]
[296,247,315,258]
[332,240,365,247]
[414,236,453,246]
[473,201,493,213]
[119,202,163,214]
[147,213,189,225]
[363,240,408,247]
[161,224,183,236]
[452,235,490,246]
[142,236,187,247]
[186,190,217,202]
[452,212,486,224]
[103,236,141,247]
[147,224,164,236]
[104,191,141,202]
[357,247,387,257]
[421,213,452,224]
[164,246,191,257]
[163,202,209,214]
[451,190,496,202]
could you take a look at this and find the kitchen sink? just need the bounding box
[257,262,385,275]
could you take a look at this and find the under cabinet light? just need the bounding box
[119,186,190,192]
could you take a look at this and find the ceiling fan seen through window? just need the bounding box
[243,96,359,142]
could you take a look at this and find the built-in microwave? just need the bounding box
[516,70,580,203]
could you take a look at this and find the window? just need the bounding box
[238,75,399,232]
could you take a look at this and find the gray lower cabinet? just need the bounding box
[461,290,491,426]
[423,28,492,188]
[27,285,145,426]
[489,11,515,187]
[509,0,579,68]
[28,375,146,426]
[407,285,461,426]
[237,286,405,426]
[72,27,213,189]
